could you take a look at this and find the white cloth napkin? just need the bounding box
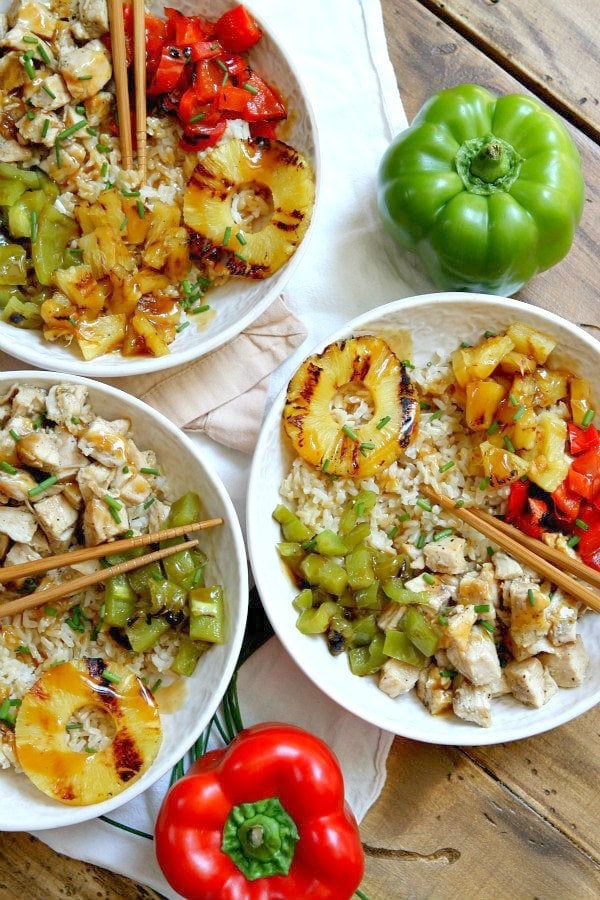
[35,638,393,899]
[30,0,427,891]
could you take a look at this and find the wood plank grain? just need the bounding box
[382,0,600,329]
[420,0,600,141]
[359,735,600,900]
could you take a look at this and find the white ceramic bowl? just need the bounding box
[247,293,600,746]
[0,0,319,378]
[0,372,247,830]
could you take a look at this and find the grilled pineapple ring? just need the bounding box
[184,138,315,279]
[15,659,161,805]
[283,336,419,479]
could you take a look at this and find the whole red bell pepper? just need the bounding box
[155,722,364,899]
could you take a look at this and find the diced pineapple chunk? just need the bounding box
[534,368,568,408]
[498,351,538,376]
[451,334,514,387]
[108,271,141,317]
[122,198,150,245]
[465,379,505,431]
[570,376,593,426]
[507,322,556,364]
[54,265,107,314]
[512,407,537,451]
[528,412,570,493]
[510,374,537,407]
[79,226,136,280]
[76,314,126,360]
[480,440,529,486]
[131,311,170,356]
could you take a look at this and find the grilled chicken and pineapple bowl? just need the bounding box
[248,294,600,745]
[0,373,246,828]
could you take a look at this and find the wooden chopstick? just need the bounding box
[421,485,600,614]
[0,540,199,619]
[132,0,147,180]
[108,0,134,168]
[0,517,223,585]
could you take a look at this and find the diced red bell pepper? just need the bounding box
[193,58,222,102]
[220,53,252,82]
[512,514,545,539]
[217,83,251,116]
[551,480,581,522]
[568,446,600,500]
[165,7,208,45]
[505,480,529,522]
[568,422,599,456]
[148,46,187,96]
[178,87,220,127]
[527,496,549,527]
[179,119,226,152]
[242,72,286,122]
[250,121,279,140]
[189,40,222,62]
[214,4,262,53]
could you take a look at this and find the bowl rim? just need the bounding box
[247,291,600,746]
[0,3,322,379]
[0,369,248,829]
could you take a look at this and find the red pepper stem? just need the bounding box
[221,796,299,881]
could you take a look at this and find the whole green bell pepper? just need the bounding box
[377,84,585,295]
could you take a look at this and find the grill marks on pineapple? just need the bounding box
[112,729,144,782]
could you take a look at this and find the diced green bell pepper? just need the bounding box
[371,549,405,581]
[292,588,313,612]
[403,607,439,657]
[104,574,137,627]
[1,297,42,328]
[189,584,224,643]
[32,204,78,285]
[350,613,378,647]
[313,529,349,557]
[277,541,305,571]
[343,522,371,550]
[348,633,388,676]
[164,492,203,529]
[0,162,41,188]
[162,548,200,590]
[345,546,375,589]
[296,600,338,635]
[171,637,209,676]
[382,579,430,605]
[355,580,381,610]
[299,554,347,596]
[383,630,427,667]
[149,578,186,615]
[0,245,27,285]
[127,616,170,652]
[128,561,164,599]
[8,190,47,239]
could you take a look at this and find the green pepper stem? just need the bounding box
[455,133,522,195]
[469,139,512,183]
[222,797,299,881]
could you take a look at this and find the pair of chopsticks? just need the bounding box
[0,517,223,619]
[422,485,600,614]
[108,0,147,178]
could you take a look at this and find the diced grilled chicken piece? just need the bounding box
[28,73,71,110]
[417,666,453,715]
[30,527,51,555]
[423,535,468,575]
[509,635,556,662]
[540,636,588,687]
[0,13,7,39]
[4,541,41,570]
[33,493,78,548]
[8,0,57,37]
[16,430,59,472]
[125,439,156,472]
[0,51,28,90]
[0,533,9,562]
[379,659,421,698]
[542,531,578,559]
[83,89,111,125]
[0,506,37,542]
[79,418,129,467]
[0,466,38,501]
[447,625,502,686]
[17,109,61,146]
[505,658,558,708]
[39,137,85,182]
[46,383,92,433]
[0,135,31,162]
[146,497,170,534]
[54,431,87,477]
[11,385,46,418]
[507,580,550,647]
[404,573,452,612]
[546,590,578,646]
[487,670,510,698]
[452,681,492,728]
[442,604,477,654]
[377,601,405,632]
[83,497,129,545]
[458,563,498,617]
[492,551,523,581]
[69,558,101,575]
[61,481,83,510]
[110,469,151,505]
[77,461,113,501]
[59,38,111,100]
[71,0,108,39]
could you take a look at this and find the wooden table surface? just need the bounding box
[1,2,599,898]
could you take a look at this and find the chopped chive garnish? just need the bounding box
[398,512,411,522]
[422,573,435,585]
[86,125,98,136]
[140,467,160,475]
[121,465,129,474]
[100,161,108,177]
[42,82,56,99]
[21,55,36,79]
[97,142,112,153]
[480,620,495,634]
[359,442,375,456]
[236,231,247,245]
[26,108,35,120]
[143,497,155,509]
[575,518,589,531]
[42,118,50,138]
[16,645,31,654]
[123,530,133,539]
[44,606,57,616]
[9,429,20,442]
[0,461,17,475]
[57,119,87,141]
[221,71,229,85]
[66,606,85,632]
[175,321,190,333]
[222,226,232,245]
[440,669,457,678]
[103,494,122,511]
[107,506,121,524]
[190,304,210,314]
[439,460,455,473]
[387,526,398,539]
[567,535,580,548]
[216,58,228,72]
[582,409,595,428]
[527,588,535,607]
[69,248,83,258]
[484,330,496,338]
[376,415,391,430]
[503,435,515,453]
[487,546,495,556]
[342,424,358,441]
[430,410,443,421]
[437,614,449,626]
[120,216,127,231]
[513,405,526,422]
[234,252,246,262]
[416,498,432,512]
[28,475,58,497]
[78,75,93,80]
[460,341,472,349]
[23,35,38,43]
[419,401,431,410]
[30,209,38,241]
[322,458,330,472]
[301,538,317,552]
[37,42,51,65]
[54,139,61,166]
[479,476,490,490]
[486,420,500,435]
[151,679,162,692]
[243,81,259,94]
[455,499,465,508]
[121,189,140,197]
[189,112,206,123]
[433,528,453,541]
[33,413,44,430]
[66,722,83,730]
[75,104,86,114]
[509,393,518,406]
[103,671,121,684]
[416,533,425,550]
[136,200,145,218]
[474,604,490,613]
[401,359,415,370]
[69,416,80,426]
